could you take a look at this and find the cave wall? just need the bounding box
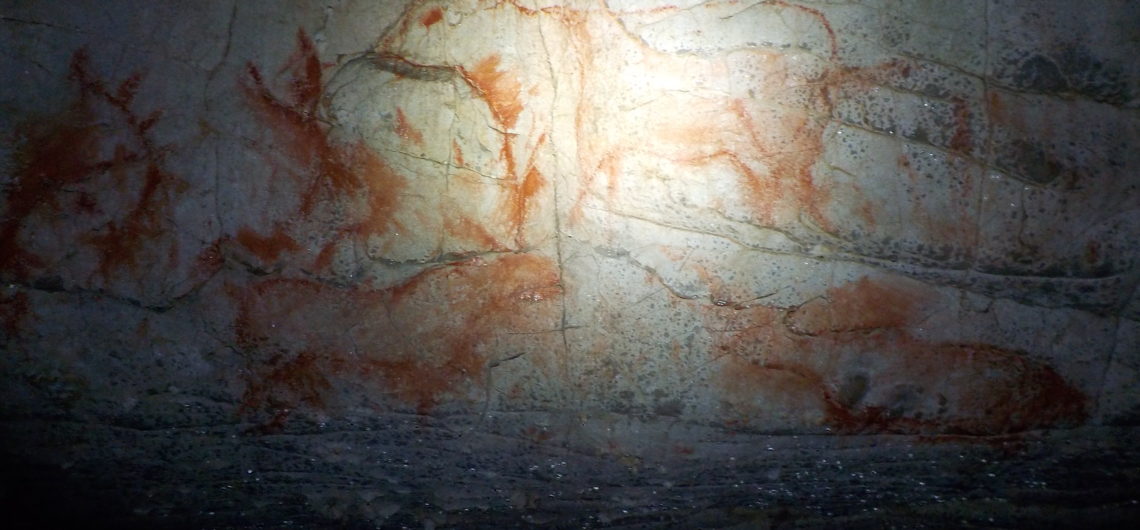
[2,0,1139,527]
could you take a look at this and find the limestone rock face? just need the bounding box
[2,1,1138,526]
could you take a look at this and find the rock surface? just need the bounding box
[2,0,1138,527]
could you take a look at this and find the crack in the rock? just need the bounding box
[623,254,701,302]
[6,279,185,315]
[585,200,1137,320]
[469,350,531,435]
[365,52,458,82]
[0,15,78,31]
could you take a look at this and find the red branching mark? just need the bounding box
[3,48,182,284]
[342,140,407,240]
[235,226,301,263]
[501,134,547,247]
[420,7,443,28]
[948,96,973,153]
[395,107,425,146]
[460,55,524,130]
[227,253,562,425]
[454,54,544,247]
[377,9,550,254]
[241,29,406,270]
[730,98,834,232]
[279,28,323,114]
[705,275,1088,436]
[85,162,182,280]
[0,291,32,338]
[244,61,344,214]
[514,164,545,224]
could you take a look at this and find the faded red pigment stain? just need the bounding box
[240,349,332,428]
[2,49,184,284]
[452,140,467,167]
[227,253,562,427]
[595,152,623,203]
[500,134,547,245]
[785,276,927,334]
[375,9,552,253]
[523,425,554,443]
[730,98,834,231]
[445,217,508,252]
[814,337,1087,435]
[460,55,524,130]
[985,90,1034,143]
[85,162,186,279]
[420,7,443,28]
[701,274,1087,436]
[235,226,300,263]
[240,29,406,270]
[1,116,94,277]
[856,196,878,227]
[948,96,973,153]
[394,107,424,146]
[1084,240,1101,267]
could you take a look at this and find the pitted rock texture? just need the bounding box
[2,0,1138,527]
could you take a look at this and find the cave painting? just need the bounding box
[2,49,217,304]
[1,1,1090,438]
[702,275,1085,436]
[229,253,562,427]
[220,2,1089,436]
